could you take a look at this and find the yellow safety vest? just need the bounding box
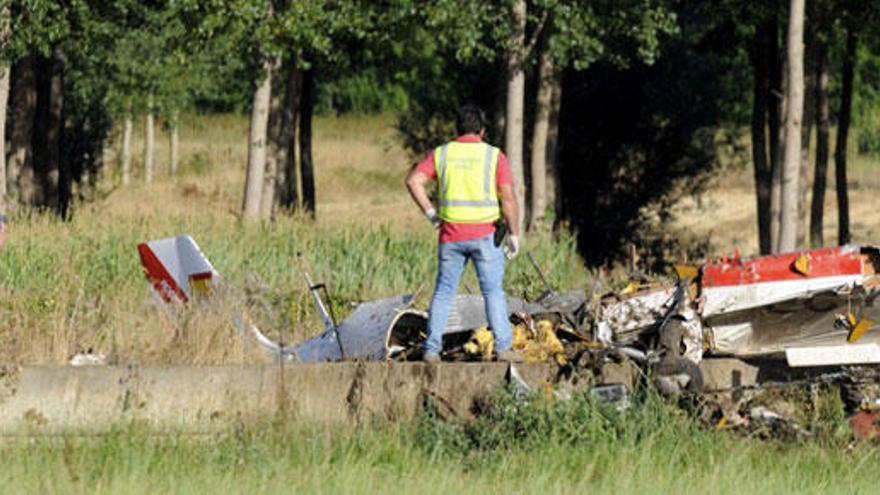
[434,141,501,224]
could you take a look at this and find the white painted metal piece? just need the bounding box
[710,322,754,355]
[786,344,880,367]
[701,275,862,317]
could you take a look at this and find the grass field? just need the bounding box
[673,128,880,255]
[1,393,878,494]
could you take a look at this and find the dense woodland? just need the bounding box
[1,0,879,266]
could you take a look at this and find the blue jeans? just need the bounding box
[424,234,512,356]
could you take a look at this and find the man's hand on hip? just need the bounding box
[424,208,442,229]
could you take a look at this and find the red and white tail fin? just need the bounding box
[137,236,219,305]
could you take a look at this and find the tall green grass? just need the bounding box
[0,210,586,364]
[0,393,876,494]
[0,111,588,364]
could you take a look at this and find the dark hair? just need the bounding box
[456,104,486,135]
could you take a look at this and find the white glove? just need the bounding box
[424,208,442,229]
[504,235,520,259]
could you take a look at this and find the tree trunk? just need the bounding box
[260,62,284,219]
[752,21,772,255]
[505,0,527,234]
[545,72,562,221]
[144,94,155,184]
[8,56,37,204]
[121,112,133,185]
[835,27,856,246]
[492,70,507,144]
[809,24,830,247]
[797,18,814,249]
[279,57,302,212]
[299,68,316,217]
[57,95,72,219]
[41,47,64,209]
[49,48,64,199]
[0,65,9,214]
[778,0,804,253]
[242,57,274,220]
[528,28,554,230]
[0,5,10,215]
[32,54,52,206]
[768,15,783,252]
[169,112,179,176]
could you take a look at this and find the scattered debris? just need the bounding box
[507,364,532,402]
[850,411,880,440]
[69,350,107,366]
[589,384,630,409]
[137,237,880,441]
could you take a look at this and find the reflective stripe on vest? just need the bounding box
[435,141,501,224]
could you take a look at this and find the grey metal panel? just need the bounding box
[293,295,414,362]
[292,292,586,363]
[337,295,415,361]
[292,332,342,363]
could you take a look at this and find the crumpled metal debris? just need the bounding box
[596,245,880,362]
[138,236,880,423]
[586,245,880,397]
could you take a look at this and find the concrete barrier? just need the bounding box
[0,363,557,434]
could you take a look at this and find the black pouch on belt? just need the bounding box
[493,220,507,247]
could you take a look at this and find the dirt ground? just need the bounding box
[672,168,880,256]
[114,112,880,260]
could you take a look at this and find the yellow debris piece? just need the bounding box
[794,254,812,276]
[519,320,567,365]
[536,320,564,354]
[674,264,699,281]
[512,323,531,351]
[463,326,495,360]
[619,281,640,296]
[189,274,213,297]
[848,318,876,343]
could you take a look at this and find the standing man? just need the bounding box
[406,104,522,363]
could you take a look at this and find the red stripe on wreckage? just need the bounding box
[701,246,863,287]
[137,243,189,304]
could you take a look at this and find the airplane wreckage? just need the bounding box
[137,236,880,410]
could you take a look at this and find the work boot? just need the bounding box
[496,349,525,363]
[423,353,441,364]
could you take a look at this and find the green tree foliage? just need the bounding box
[394,0,677,155]
[552,1,750,267]
[539,0,677,69]
[3,0,880,260]
[855,38,880,157]
[5,0,68,62]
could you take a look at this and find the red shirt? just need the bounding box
[415,134,513,244]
